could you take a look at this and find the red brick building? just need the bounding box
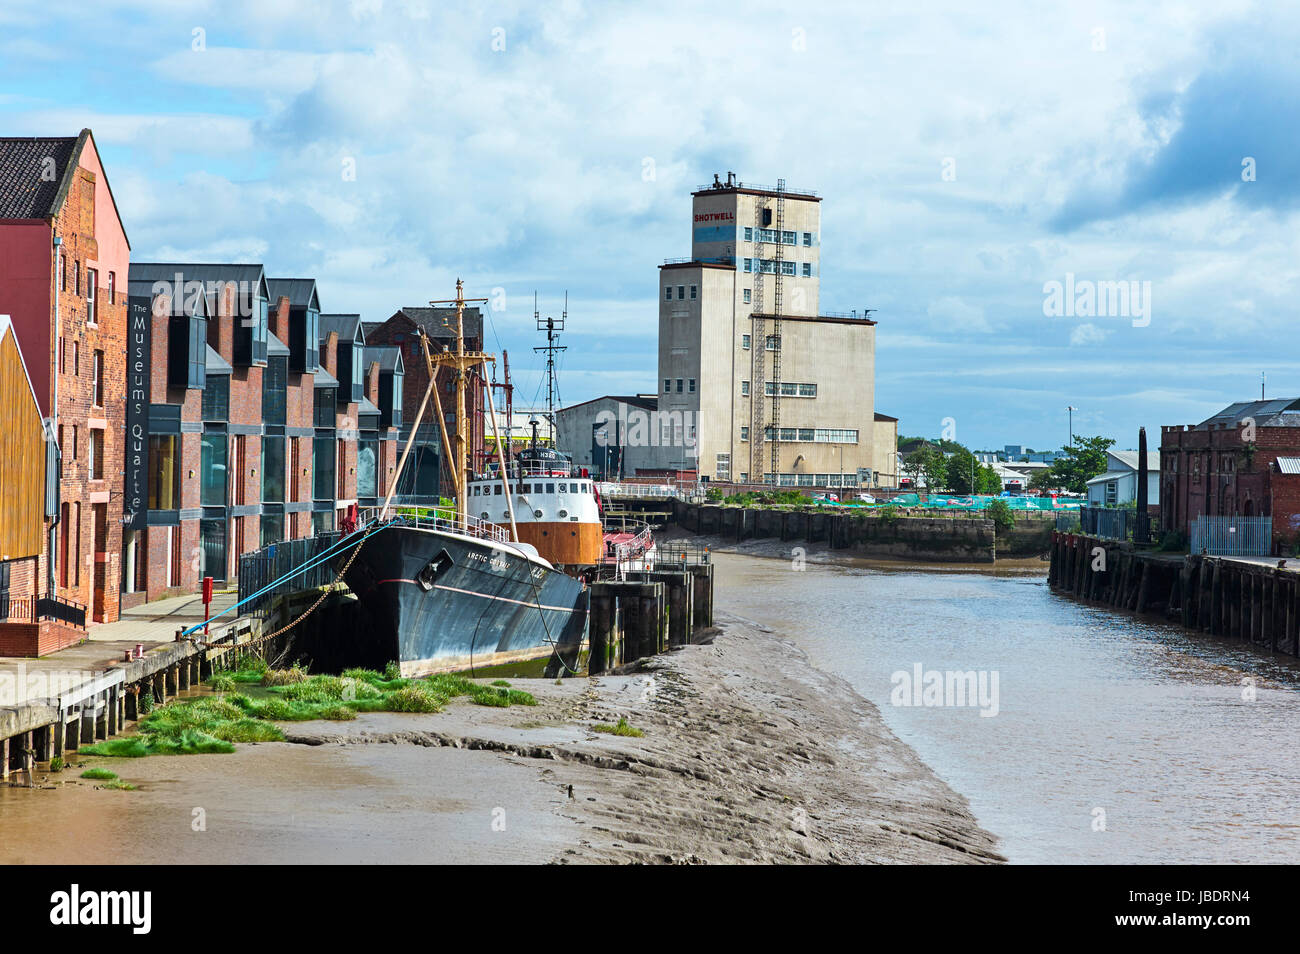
[125,266,405,602]
[1161,398,1300,553]
[0,129,129,623]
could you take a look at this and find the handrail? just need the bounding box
[358,506,510,545]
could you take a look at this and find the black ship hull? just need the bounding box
[340,526,589,676]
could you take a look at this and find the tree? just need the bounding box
[945,447,979,494]
[1048,435,1115,494]
[921,447,948,491]
[976,463,1002,495]
[1028,468,1055,492]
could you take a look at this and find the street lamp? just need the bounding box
[1066,406,1078,446]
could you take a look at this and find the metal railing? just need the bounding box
[237,531,344,620]
[361,506,510,545]
[612,527,655,580]
[1064,506,1157,542]
[0,595,87,629]
[1190,515,1273,557]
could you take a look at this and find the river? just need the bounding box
[711,551,1300,863]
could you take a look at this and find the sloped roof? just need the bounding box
[559,394,657,414]
[1198,398,1300,429]
[314,367,339,388]
[393,306,483,340]
[364,345,403,373]
[130,263,270,304]
[267,331,290,357]
[205,345,232,375]
[1276,457,1300,475]
[0,129,130,247]
[320,313,364,343]
[1109,449,1161,471]
[358,396,381,416]
[0,134,81,219]
[266,278,320,311]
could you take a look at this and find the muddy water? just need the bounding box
[712,551,1300,864]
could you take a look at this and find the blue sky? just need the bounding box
[2,0,1295,451]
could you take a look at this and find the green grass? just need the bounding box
[592,717,644,738]
[80,768,118,780]
[100,780,138,791]
[84,661,538,759]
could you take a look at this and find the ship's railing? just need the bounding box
[614,527,655,580]
[598,481,681,500]
[366,506,511,545]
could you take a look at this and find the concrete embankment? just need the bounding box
[668,501,1054,563]
[1049,531,1300,658]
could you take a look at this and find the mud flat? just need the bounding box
[289,611,1003,864]
[1,613,1001,865]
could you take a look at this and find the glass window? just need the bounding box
[742,334,751,349]
[743,288,751,304]
[357,437,378,498]
[689,285,697,300]
[676,378,683,393]
[262,356,288,425]
[148,436,180,510]
[312,511,334,535]
[744,227,753,241]
[689,379,696,392]
[664,286,672,301]
[741,380,750,396]
[740,426,749,441]
[677,285,685,300]
[203,375,229,421]
[802,262,811,277]
[313,436,336,501]
[262,436,285,503]
[200,432,228,506]
[803,232,812,246]
[664,379,671,392]
[261,514,284,547]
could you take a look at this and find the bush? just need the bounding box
[986,498,1016,533]
[592,717,644,738]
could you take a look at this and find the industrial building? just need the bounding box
[655,174,893,488]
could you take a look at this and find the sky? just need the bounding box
[1,0,1296,452]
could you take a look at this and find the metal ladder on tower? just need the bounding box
[770,179,785,480]
[749,194,767,484]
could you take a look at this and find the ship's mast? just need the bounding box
[533,291,567,446]
[427,279,491,523]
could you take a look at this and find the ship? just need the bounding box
[339,282,594,677]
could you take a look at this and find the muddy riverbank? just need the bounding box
[0,610,1000,865]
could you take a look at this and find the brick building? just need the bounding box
[124,265,404,603]
[1161,398,1300,552]
[0,129,129,623]
[364,306,485,498]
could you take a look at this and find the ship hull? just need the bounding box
[340,526,589,676]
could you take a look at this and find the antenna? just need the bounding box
[533,291,567,443]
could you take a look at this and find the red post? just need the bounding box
[202,576,213,635]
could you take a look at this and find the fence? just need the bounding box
[0,595,87,629]
[237,531,344,620]
[1190,515,1273,557]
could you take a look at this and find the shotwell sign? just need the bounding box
[123,296,152,530]
[693,212,735,222]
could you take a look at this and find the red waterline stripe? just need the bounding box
[375,578,574,613]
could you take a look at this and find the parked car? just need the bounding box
[813,492,839,504]
[855,493,876,504]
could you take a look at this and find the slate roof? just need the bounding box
[1198,398,1300,429]
[0,134,81,219]
[393,306,483,341]
[364,346,403,373]
[320,313,364,343]
[266,278,319,311]
[267,332,290,357]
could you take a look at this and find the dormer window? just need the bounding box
[234,288,269,366]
